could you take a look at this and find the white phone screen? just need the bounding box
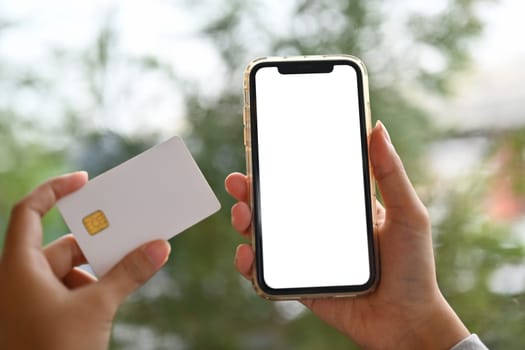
[253,63,372,290]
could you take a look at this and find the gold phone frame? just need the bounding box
[242,55,378,300]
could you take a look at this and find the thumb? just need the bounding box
[370,121,429,229]
[96,240,171,306]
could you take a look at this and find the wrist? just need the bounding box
[398,296,470,350]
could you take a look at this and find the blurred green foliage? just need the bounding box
[0,112,69,243]
[1,0,525,349]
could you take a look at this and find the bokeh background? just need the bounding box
[1,0,525,348]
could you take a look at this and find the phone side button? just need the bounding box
[244,89,250,105]
[243,106,250,127]
[244,127,251,146]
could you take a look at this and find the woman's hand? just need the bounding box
[225,121,470,350]
[0,172,171,350]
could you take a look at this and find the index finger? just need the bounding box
[225,172,249,203]
[3,172,88,257]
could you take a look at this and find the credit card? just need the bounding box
[57,136,221,276]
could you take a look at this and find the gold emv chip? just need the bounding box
[82,210,109,236]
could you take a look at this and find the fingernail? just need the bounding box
[378,120,392,145]
[234,245,241,266]
[143,241,171,269]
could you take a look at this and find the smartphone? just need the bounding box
[243,55,378,299]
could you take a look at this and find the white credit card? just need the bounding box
[57,136,221,277]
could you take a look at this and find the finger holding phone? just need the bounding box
[226,56,471,349]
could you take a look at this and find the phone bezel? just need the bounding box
[244,56,378,299]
